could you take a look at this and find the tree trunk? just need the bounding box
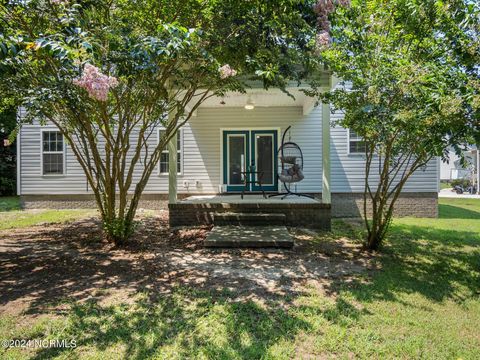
[362,148,431,251]
[364,211,392,251]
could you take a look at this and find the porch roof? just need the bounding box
[197,88,319,116]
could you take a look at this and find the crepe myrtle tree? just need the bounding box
[313,0,479,250]
[0,0,318,244]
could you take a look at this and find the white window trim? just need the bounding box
[347,128,366,156]
[157,128,183,176]
[40,128,66,177]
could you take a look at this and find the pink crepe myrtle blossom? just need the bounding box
[337,0,351,7]
[316,31,331,48]
[73,64,119,102]
[313,0,335,15]
[219,64,237,79]
[317,14,331,32]
[314,0,351,31]
[314,0,350,50]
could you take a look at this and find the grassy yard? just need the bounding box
[439,181,452,190]
[0,196,96,231]
[0,198,479,359]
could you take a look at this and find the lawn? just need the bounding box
[0,198,479,359]
[439,182,452,190]
[0,197,96,231]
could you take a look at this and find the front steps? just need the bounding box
[169,197,331,230]
[213,212,287,226]
[204,212,294,248]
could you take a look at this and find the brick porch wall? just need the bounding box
[330,192,439,218]
[169,202,332,230]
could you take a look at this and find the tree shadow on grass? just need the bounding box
[439,204,480,219]
[334,223,480,305]
[5,216,479,358]
[0,218,373,359]
[32,287,314,360]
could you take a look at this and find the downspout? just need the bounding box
[168,109,178,205]
[477,149,480,195]
[16,110,21,196]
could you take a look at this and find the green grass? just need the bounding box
[0,209,96,230]
[0,198,479,359]
[440,182,452,190]
[0,196,95,230]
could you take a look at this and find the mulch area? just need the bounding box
[0,211,375,316]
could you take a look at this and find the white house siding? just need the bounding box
[329,111,438,193]
[19,124,90,195]
[18,104,438,196]
[19,106,324,195]
[181,107,324,194]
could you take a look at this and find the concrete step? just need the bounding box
[213,212,286,226]
[204,225,294,248]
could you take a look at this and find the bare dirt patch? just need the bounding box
[0,214,374,317]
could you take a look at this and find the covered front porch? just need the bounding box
[165,76,338,230]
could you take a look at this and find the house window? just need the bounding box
[348,129,366,154]
[159,129,182,175]
[42,131,64,175]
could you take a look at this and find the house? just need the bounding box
[16,76,440,229]
[440,146,479,188]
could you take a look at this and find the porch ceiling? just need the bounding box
[198,88,317,115]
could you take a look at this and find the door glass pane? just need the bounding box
[256,135,273,185]
[228,136,245,185]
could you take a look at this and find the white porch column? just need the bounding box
[322,75,339,205]
[168,131,178,204]
[322,101,331,204]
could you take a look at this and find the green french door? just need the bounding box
[223,130,278,192]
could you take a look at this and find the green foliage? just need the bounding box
[318,0,480,250]
[0,105,16,196]
[0,0,318,243]
[451,178,471,188]
[102,217,137,245]
[0,196,21,212]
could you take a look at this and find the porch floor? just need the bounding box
[179,194,321,205]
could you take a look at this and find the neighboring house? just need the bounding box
[440,146,479,185]
[16,76,440,225]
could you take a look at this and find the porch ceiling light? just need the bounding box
[245,96,255,110]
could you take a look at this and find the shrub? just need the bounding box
[451,179,471,189]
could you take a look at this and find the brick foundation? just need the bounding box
[169,202,332,230]
[331,192,438,218]
[21,192,438,220]
[20,194,175,210]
